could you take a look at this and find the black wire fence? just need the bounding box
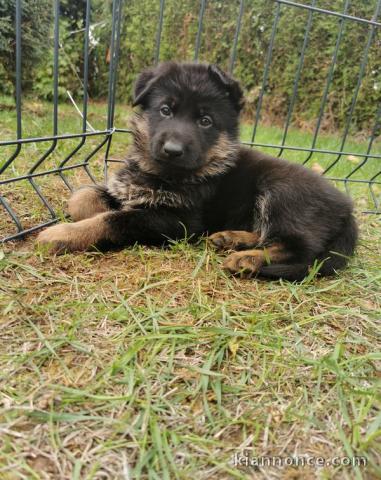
[1,0,380,242]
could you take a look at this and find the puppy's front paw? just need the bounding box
[37,223,78,254]
[208,230,260,251]
[37,214,109,254]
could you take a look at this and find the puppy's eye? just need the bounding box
[198,115,213,128]
[160,105,172,117]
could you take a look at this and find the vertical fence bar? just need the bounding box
[251,1,281,143]
[15,0,22,143]
[324,0,381,174]
[58,0,92,189]
[0,0,24,236]
[106,0,119,131]
[52,1,59,139]
[345,103,381,183]
[154,0,165,65]
[369,173,381,210]
[278,0,316,156]
[24,0,61,218]
[28,0,60,173]
[108,0,123,128]
[303,0,350,165]
[105,0,119,180]
[82,1,90,135]
[106,0,123,130]
[104,0,123,180]
[228,0,244,74]
[194,0,206,61]
[82,0,101,182]
[0,0,23,175]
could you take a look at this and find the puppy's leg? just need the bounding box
[208,230,260,250]
[37,208,191,254]
[67,185,118,222]
[37,212,113,254]
[223,243,290,277]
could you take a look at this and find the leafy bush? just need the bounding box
[0,0,52,95]
[0,0,380,132]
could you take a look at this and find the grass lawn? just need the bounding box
[1,98,381,479]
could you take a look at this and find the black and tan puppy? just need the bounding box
[37,62,358,281]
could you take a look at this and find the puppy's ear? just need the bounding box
[208,64,244,112]
[133,68,158,108]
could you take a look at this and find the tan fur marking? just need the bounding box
[107,175,190,209]
[223,243,288,276]
[254,192,271,244]
[197,133,238,177]
[67,187,109,222]
[36,213,111,254]
[129,114,160,175]
[209,230,260,250]
[132,113,149,144]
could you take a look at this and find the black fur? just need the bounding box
[50,62,358,280]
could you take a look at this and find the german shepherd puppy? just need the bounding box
[37,62,358,281]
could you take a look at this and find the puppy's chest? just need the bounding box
[108,173,195,209]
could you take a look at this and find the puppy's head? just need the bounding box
[132,62,244,177]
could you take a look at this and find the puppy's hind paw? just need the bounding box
[223,250,264,277]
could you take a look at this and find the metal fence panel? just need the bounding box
[1,0,380,242]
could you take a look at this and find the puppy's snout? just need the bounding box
[163,140,184,158]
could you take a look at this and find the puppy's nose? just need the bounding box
[163,140,184,158]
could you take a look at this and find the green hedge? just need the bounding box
[0,0,380,133]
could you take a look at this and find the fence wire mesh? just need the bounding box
[1,0,380,242]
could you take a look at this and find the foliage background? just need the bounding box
[0,0,380,133]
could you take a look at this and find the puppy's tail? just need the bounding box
[259,214,358,281]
